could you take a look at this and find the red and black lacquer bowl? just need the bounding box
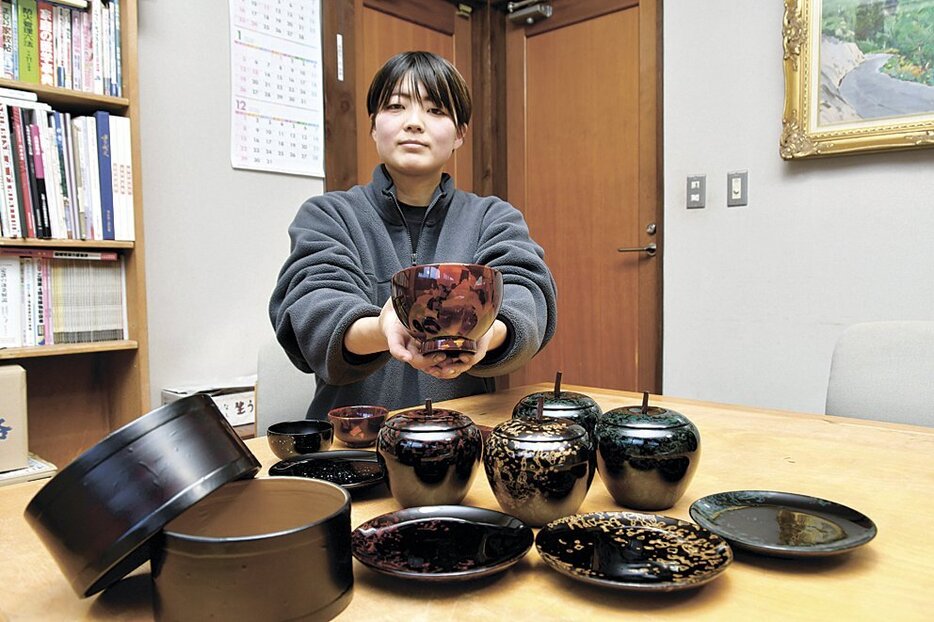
[390,263,503,356]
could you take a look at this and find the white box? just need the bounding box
[161,375,256,428]
[0,365,29,473]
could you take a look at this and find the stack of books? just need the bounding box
[0,86,134,241]
[0,453,56,486]
[0,247,127,347]
[1,0,122,98]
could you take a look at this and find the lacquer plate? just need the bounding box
[535,512,732,591]
[689,490,877,557]
[351,505,533,581]
[268,450,386,492]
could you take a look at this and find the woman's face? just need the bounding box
[371,77,464,181]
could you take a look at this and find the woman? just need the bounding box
[269,51,557,418]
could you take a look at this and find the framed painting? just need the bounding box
[781,0,934,159]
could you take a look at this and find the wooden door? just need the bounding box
[352,1,473,189]
[506,0,661,392]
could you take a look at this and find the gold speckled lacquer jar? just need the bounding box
[483,415,594,527]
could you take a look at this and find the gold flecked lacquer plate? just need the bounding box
[534,512,733,591]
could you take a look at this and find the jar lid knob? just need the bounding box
[536,396,544,422]
[425,398,433,417]
[554,371,563,398]
[641,391,649,414]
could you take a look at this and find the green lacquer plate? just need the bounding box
[689,490,877,558]
[535,512,732,591]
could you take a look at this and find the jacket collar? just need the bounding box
[366,164,454,226]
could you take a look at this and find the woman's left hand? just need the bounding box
[427,320,507,380]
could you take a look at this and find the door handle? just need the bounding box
[617,242,657,257]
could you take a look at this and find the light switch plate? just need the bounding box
[686,175,705,209]
[727,170,748,207]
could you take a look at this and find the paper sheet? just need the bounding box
[229,0,324,177]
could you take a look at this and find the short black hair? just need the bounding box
[366,51,471,128]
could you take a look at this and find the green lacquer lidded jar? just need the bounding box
[512,372,603,440]
[595,392,700,511]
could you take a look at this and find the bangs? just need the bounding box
[367,52,471,127]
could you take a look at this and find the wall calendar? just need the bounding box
[229,0,324,177]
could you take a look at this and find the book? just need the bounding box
[0,453,58,487]
[92,110,112,240]
[16,0,39,84]
[109,113,132,240]
[9,106,36,238]
[0,86,37,102]
[36,1,54,86]
[26,118,51,238]
[0,104,18,238]
[1,2,17,80]
[0,255,22,347]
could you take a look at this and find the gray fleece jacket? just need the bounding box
[269,165,557,419]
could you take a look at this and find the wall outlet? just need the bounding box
[727,170,748,207]
[686,175,706,209]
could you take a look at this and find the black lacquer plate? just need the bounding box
[535,512,732,592]
[268,450,386,491]
[351,505,533,581]
[689,490,877,557]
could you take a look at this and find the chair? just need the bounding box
[255,337,318,434]
[825,321,934,427]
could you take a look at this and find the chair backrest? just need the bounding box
[255,338,318,434]
[825,321,934,427]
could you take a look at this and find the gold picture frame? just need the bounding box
[781,0,934,159]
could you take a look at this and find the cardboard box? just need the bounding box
[0,365,28,473]
[161,375,256,428]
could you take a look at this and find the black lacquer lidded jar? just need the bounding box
[486,397,595,527]
[512,372,603,440]
[595,392,701,511]
[377,400,482,508]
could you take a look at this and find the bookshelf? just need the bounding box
[0,0,148,467]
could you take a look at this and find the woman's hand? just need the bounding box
[426,320,508,380]
[378,298,448,373]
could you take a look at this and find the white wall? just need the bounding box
[663,1,934,413]
[137,1,322,408]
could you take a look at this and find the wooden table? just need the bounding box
[1,384,932,621]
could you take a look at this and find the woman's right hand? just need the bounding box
[378,298,448,375]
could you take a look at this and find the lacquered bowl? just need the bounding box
[390,263,503,356]
[267,420,334,460]
[152,477,353,621]
[23,395,260,597]
[328,405,388,448]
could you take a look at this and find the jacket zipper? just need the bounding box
[387,190,445,266]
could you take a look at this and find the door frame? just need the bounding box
[501,0,662,392]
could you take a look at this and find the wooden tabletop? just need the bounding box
[1,384,932,621]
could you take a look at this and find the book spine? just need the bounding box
[9,0,17,80]
[16,0,39,84]
[68,114,87,239]
[9,107,35,238]
[84,115,101,239]
[33,252,46,345]
[1,2,14,80]
[112,0,119,96]
[70,6,80,91]
[36,1,53,86]
[90,0,101,94]
[0,103,20,238]
[39,110,65,238]
[26,118,51,238]
[0,255,22,347]
[93,110,112,240]
[20,257,35,346]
